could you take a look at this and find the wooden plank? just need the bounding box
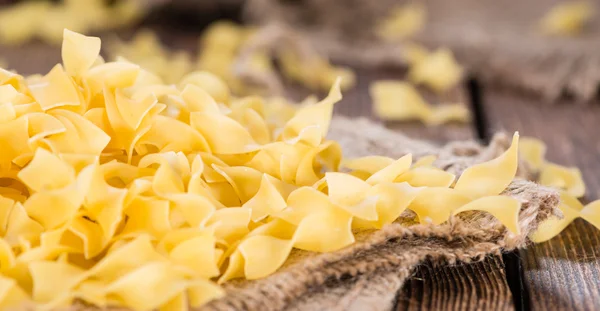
[397,256,513,311]
[483,91,600,310]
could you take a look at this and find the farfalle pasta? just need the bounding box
[0,30,545,310]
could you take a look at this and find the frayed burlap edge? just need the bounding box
[63,117,559,311]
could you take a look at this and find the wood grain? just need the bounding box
[397,256,513,311]
[484,91,600,311]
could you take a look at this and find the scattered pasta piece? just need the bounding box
[519,136,585,198]
[375,3,427,41]
[402,43,430,66]
[529,191,600,243]
[539,1,595,36]
[539,163,585,198]
[453,196,521,234]
[370,81,470,125]
[408,48,464,93]
[0,30,542,310]
[520,137,547,171]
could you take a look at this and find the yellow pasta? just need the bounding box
[0,30,540,310]
[454,133,519,198]
[520,136,585,197]
[521,137,594,242]
[108,21,356,96]
[370,80,470,125]
[408,48,464,93]
[375,3,427,41]
[539,1,595,36]
[0,0,145,45]
[539,163,585,198]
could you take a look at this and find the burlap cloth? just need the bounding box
[68,116,560,311]
[242,0,600,103]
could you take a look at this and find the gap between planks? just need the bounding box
[482,91,600,311]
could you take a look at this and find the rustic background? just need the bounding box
[1,1,599,310]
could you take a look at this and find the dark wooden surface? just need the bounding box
[2,14,600,311]
[484,92,600,311]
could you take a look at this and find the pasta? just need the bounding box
[107,22,356,95]
[539,1,595,36]
[408,48,464,94]
[370,80,470,125]
[0,0,145,45]
[375,3,427,41]
[520,137,597,242]
[0,29,545,310]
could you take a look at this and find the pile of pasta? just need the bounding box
[0,29,592,311]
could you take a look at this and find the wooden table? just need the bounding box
[1,17,599,311]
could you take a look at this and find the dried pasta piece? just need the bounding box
[0,1,50,45]
[187,280,224,308]
[341,156,395,175]
[375,3,427,41]
[352,182,422,229]
[29,260,86,305]
[278,49,356,92]
[28,65,81,111]
[395,167,456,188]
[62,29,101,77]
[408,48,464,93]
[371,81,430,121]
[243,174,287,222]
[454,133,519,198]
[539,163,585,198]
[179,72,231,105]
[103,262,190,311]
[520,137,547,170]
[453,196,522,234]
[529,192,583,243]
[293,206,354,252]
[365,154,412,185]
[168,235,220,279]
[408,187,471,224]
[325,172,379,221]
[370,81,469,125]
[238,235,294,279]
[190,112,259,154]
[425,104,471,126]
[580,200,600,230]
[0,276,30,309]
[282,78,342,146]
[539,1,595,36]
[402,42,430,65]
